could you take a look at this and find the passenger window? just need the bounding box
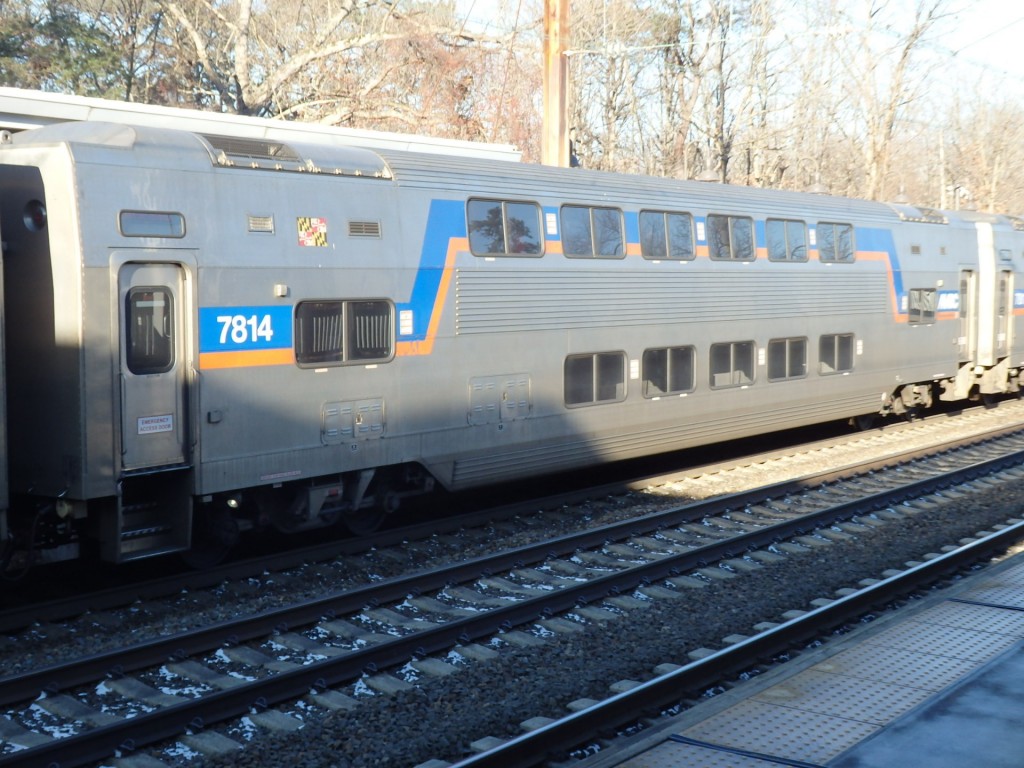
[296,301,344,365]
[347,301,393,360]
[707,214,755,261]
[593,207,623,256]
[819,333,854,374]
[817,222,855,262]
[120,210,186,238]
[561,205,624,258]
[767,337,807,381]
[710,341,755,388]
[467,198,543,256]
[766,219,808,262]
[468,200,504,254]
[126,287,174,374]
[295,299,394,367]
[564,352,626,405]
[640,211,695,260]
[907,288,937,325]
[643,346,695,397]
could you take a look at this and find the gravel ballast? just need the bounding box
[198,484,1024,768]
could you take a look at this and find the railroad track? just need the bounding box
[449,518,1024,768]
[4,400,1024,634]
[4,422,1024,766]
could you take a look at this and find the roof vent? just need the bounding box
[203,134,301,164]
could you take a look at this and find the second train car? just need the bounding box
[0,120,1021,568]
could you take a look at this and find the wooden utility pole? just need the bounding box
[542,0,569,167]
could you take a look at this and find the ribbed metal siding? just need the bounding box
[450,392,876,486]
[455,270,888,335]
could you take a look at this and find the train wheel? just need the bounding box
[853,414,877,431]
[181,505,239,568]
[341,485,400,536]
[341,507,389,536]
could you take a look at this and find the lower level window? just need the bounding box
[295,299,394,366]
[710,341,755,388]
[565,352,626,406]
[767,337,807,381]
[908,288,936,324]
[643,346,695,397]
[820,333,854,374]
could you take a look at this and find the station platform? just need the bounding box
[601,547,1024,768]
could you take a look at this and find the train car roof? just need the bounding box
[6,120,1002,229]
[4,120,392,179]
[0,86,521,162]
[376,148,906,224]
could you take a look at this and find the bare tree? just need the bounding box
[155,0,527,127]
[10,0,1024,212]
[650,1,709,179]
[838,0,949,200]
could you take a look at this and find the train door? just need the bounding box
[997,269,1012,358]
[959,269,977,364]
[974,222,999,368]
[118,262,189,471]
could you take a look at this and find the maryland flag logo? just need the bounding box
[297,217,328,247]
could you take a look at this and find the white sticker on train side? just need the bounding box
[138,414,173,435]
[546,212,558,236]
[399,310,414,336]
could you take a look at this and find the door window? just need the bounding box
[126,287,174,374]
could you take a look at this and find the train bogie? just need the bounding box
[0,118,1022,572]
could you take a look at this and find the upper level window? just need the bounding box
[817,222,855,262]
[710,341,755,388]
[467,199,543,256]
[120,210,186,238]
[295,299,394,367]
[564,351,626,406]
[640,210,695,260]
[766,219,808,262]
[706,214,755,261]
[561,205,625,258]
[126,287,174,374]
[908,288,937,325]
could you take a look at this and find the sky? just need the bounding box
[455,0,1024,87]
[939,0,1024,83]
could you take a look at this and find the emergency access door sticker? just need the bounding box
[138,414,174,435]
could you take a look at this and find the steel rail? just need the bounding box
[447,521,1024,768]
[2,429,1020,710]
[3,411,1020,634]
[2,445,1024,766]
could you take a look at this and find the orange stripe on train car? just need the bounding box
[395,236,467,357]
[200,348,296,369]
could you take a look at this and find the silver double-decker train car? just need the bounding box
[0,120,1021,569]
